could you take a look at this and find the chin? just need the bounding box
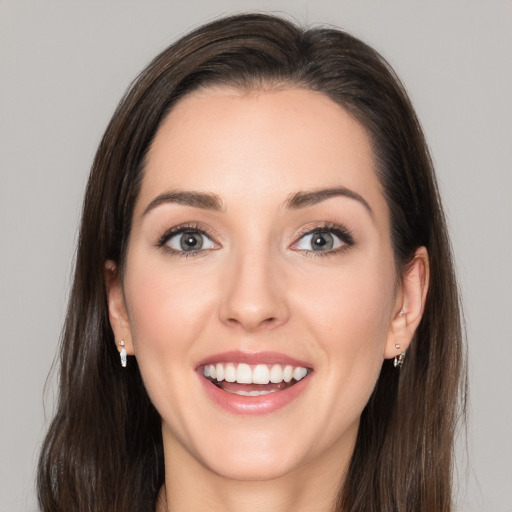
[201,448,301,482]
[166,420,309,482]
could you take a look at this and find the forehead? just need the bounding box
[139,87,385,216]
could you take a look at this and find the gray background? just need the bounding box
[1,1,511,511]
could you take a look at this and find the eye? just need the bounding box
[292,225,354,253]
[163,229,217,253]
[295,231,341,251]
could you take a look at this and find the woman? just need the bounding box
[37,13,465,512]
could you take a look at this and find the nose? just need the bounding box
[219,249,289,332]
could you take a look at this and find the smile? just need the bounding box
[203,362,308,391]
[198,353,312,414]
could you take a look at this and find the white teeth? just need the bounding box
[269,364,283,383]
[252,364,270,384]
[293,367,307,381]
[233,389,278,397]
[236,363,252,384]
[224,363,236,382]
[202,362,309,385]
[216,363,224,382]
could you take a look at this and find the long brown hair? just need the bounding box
[38,13,465,512]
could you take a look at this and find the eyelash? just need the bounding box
[157,223,219,258]
[156,222,355,258]
[292,222,355,256]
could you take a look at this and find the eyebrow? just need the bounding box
[142,190,224,216]
[285,187,373,215]
[142,186,372,217]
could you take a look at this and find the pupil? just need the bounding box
[312,232,333,250]
[180,232,203,251]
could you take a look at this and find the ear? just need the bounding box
[105,260,134,356]
[384,247,430,359]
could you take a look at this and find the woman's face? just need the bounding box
[109,87,407,481]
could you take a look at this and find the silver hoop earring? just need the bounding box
[394,350,406,368]
[119,340,127,368]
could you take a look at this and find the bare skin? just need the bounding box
[106,87,428,512]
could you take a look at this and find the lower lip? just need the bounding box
[199,373,311,415]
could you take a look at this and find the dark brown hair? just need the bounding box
[38,13,465,512]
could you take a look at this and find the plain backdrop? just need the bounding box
[1,1,511,511]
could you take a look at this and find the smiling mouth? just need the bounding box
[202,362,310,396]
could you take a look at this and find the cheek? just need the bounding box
[121,255,223,427]
[293,257,395,406]
[123,256,216,363]
[296,258,395,346]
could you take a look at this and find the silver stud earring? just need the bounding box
[395,342,401,350]
[119,340,127,368]
[394,350,406,368]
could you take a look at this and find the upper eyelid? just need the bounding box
[157,223,220,247]
[290,223,355,250]
[294,222,354,240]
[156,221,354,248]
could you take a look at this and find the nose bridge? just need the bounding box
[219,241,288,331]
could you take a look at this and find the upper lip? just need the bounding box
[196,350,312,369]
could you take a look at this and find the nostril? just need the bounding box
[218,272,290,331]
[226,315,277,330]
